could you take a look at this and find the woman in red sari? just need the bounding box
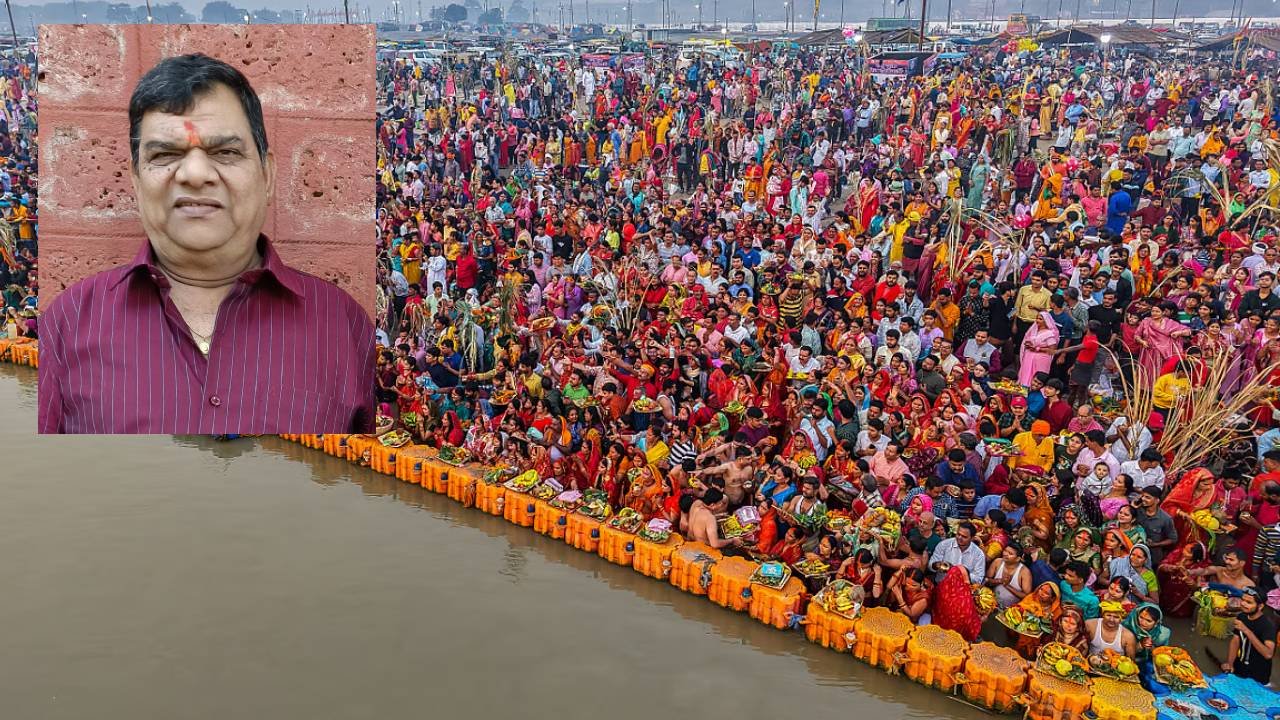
[1161,469,1224,556]
[931,565,985,640]
[1156,541,1210,618]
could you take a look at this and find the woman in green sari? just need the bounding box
[1121,602,1171,663]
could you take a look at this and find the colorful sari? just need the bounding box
[931,565,984,642]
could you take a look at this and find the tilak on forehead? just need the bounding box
[182,120,203,148]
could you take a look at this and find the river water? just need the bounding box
[1,364,982,720]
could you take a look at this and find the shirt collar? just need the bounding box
[111,234,306,298]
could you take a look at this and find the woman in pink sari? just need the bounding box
[1135,301,1191,386]
[1018,311,1060,386]
[856,176,881,233]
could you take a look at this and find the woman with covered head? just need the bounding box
[1018,311,1060,387]
[1007,581,1064,658]
[1103,543,1160,606]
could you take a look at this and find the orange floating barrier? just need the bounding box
[474,481,507,516]
[1089,677,1155,720]
[852,606,915,670]
[322,434,351,458]
[370,443,399,475]
[631,533,683,579]
[707,557,758,612]
[503,491,536,527]
[564,513,604,553]
[394,446,437,485]
[532,499,568,540]
[904,623,969,693]
[803,600,858,652]
[669,542,721,596]
[422,460,452,494]
[1025,669,1093,720]
[747,576,806,629]
[597,524,637,566]
[446,466,481,506]
[961,642,1028,713]
[346,435,380,467]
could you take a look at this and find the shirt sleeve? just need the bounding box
[36,307,65,434]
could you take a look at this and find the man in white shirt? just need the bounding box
[1106,415,1152,464]
[929,522,987,584]
[961,329,998,367]
[1119,448,1167,491]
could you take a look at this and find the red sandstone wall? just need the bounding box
[36,23,376,317]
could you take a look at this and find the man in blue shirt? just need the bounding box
[974,486,1027,526]
[936,449,983,495]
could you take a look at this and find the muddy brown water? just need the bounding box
[0,362,1215,719]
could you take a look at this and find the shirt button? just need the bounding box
[210,396,222,407]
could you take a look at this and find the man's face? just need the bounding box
[132,83,275,261]
[955,527,973,550]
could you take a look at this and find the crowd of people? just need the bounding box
[0,50,38,340]
[371,38,1280,686]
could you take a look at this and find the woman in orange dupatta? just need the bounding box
[623,464,668,519]
[1160,468,1224,556]
[1017,483,1057,556]
[1007,581,1063,658]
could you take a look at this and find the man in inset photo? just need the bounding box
[38,54,374,434]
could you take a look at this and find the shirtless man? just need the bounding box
[687,488,743,550]
[1085,602,1137,659]
[1184,547,1256,593]
[693,453,756,505]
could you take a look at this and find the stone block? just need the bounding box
[137,24,375,119]
[37,24,138,112]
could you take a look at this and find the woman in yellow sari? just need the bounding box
[400,235,423,286]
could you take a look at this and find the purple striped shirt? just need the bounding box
[38,236,375,434]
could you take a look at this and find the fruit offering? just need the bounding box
[996,605,1048,637]
[637,518,673,543]
[991,379,1029,395]
[750,561,793,590]
[606,508,643,533]
[437,444,472,466]
[856,507,903,545]
[503,470,540,493]
[1151,646,1207,691]
[549,490,584,510]
[1088,648,1141,683]
[1190,509,1222,533]
[718,513,759,539]
[814,579,862,618]
[973,586,998,615]
[378,430,411,448]
[983,437,1024,457]
[1037,642,1091,685]
[576,495,613,520]
[793,558,832,576]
